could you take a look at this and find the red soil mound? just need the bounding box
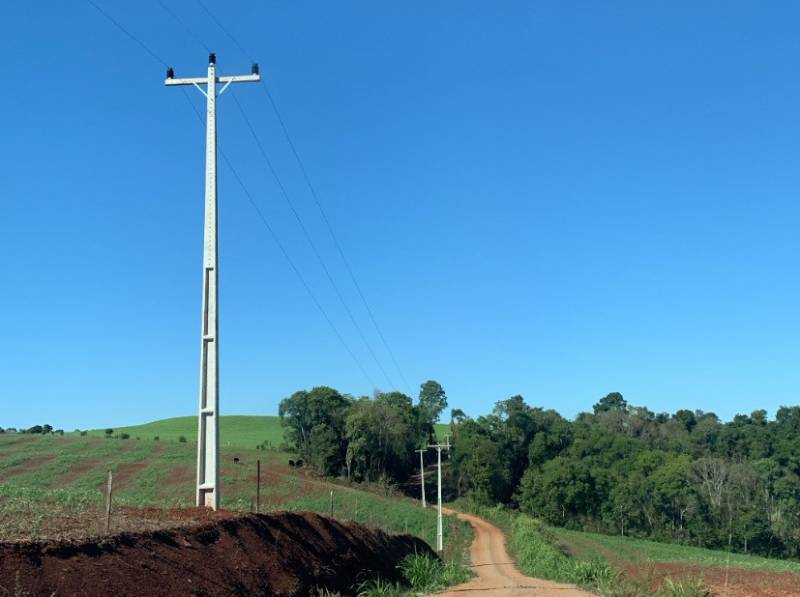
[0,511,434,596]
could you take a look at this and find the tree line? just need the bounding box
[451,392,800,559]
[280,385,800,560]
[279,381,447,483]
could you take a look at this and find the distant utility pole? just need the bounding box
[428,434,450,553]
[415,448,427,508]
[165,54,260,510]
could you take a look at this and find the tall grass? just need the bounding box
[357,553,471,597]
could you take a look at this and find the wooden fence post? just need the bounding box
[256,459,261,514]
[329,490,334,517]
[105,470,113,533]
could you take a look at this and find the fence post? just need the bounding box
[329,490,334,517]
[256,459,261,514]
[105,470,113,533]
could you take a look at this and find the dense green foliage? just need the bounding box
[279,381,448,481]
[450,393,800,559]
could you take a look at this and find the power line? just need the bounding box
[230,92,394,388]
[166,0,396,388]
[195,0,255,62]
[180,90,378,389]
[155,0,212,53]
[195,2,415,395]
[85,0,168,67]
[261,85,414,395]
[86,0,378,388]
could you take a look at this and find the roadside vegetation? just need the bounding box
[460,503,715,596]
[356,553,471,596]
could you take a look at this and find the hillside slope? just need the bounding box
[84,415,284,449]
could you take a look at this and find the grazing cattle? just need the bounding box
[288,459,295,467]
[295,459,304,468]
[233,457,240,465]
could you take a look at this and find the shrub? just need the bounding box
[154,436,160,441]
[356,578,403,597]
[178,435,187,443]
[661,577,713,597]
[104,429,114,437]
[119,433,130,440]
[80,430,88,436]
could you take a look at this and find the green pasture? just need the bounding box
[80,415,285,449]
[553,526,800,575]
[0,432,469,559]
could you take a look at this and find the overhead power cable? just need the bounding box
[160,0,393,388]
[194,1,415,396]
[180,91,378,388]
[86,0,378,388]
[156,0,212,53]
[230,92,395,388]
[85,0,168,67]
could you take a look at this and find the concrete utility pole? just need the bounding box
[428,434,450,553]
[165,54,260,509]
[415,448,427,508]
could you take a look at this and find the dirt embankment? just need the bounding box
[0,511,434,596]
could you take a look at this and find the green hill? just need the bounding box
[85,417,450,450]
[84,416,284,449]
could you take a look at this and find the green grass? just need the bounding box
[552,526,800,575]
[357,553,471,596]
[81,415,285,449]
[0,432,471,563]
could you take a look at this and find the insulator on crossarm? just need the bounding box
[166,67,175,79]
[208,53,216,65]
[252,63,260,75]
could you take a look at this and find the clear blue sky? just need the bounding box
[3,1,799,430]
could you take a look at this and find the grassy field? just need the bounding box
[553,526,800,575]
[457,502,800,596]
[81,416,450,449]
[0,432,470,563]
[81,415,285,449]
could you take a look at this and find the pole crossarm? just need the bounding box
[165,54,259,511]
[164,73,260,86]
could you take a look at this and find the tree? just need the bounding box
[279,386,350,473]
[593,392,628,414]
[416,380,448,444]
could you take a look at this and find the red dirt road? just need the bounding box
[438,509,594,596]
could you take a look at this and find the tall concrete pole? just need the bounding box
[165,55,260,509]
[416,448,427,508]
[436,446,442,551]
[429,434,450,553]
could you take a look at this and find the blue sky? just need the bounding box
[3,1,799,429]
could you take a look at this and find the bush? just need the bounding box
[80,430,88,436]
[399,553,470,591]
[154,436,160,441]
[178,435,187,443]
[661,577,713,597]
[119,433,130,440]
[104,429,114,437]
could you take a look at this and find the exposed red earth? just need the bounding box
[0,510,433,596]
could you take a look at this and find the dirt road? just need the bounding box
[437,509,594,596]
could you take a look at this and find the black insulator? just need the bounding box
[251,63,260,75]
[208,52,216,65]
[166,67,175,79]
